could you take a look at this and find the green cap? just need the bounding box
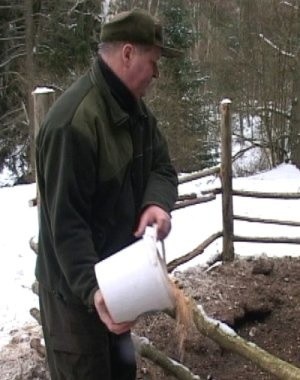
[100,8,183,58]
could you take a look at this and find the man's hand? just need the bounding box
[134,205,171,240]
[94,289,135,334]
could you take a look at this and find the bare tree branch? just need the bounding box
[280,1,299,10]
[255,106,291,119]
[0,52,27,68]
[259,33,295,58]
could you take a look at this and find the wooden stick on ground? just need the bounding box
[132,334,202,380]
[190,298,300,380]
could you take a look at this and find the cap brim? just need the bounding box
[161,46,183,58]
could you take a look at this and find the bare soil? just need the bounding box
[1,256,300,380]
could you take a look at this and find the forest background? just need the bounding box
[1,0,300,182]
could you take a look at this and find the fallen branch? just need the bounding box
[132,334,202,380]
[136,287,300,379]
[167,232,223,273]
[191,300,300,380]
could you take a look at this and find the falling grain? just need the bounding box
[170,280,193,360]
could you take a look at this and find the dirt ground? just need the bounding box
[1,255,300,380]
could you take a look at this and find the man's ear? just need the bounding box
[122,43,135,67]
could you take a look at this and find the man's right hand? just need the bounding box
[94,289,135,334]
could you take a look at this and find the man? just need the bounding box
[35,8,181,380]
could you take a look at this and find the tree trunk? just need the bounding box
[290,58,300,168]
[289,3,300,168]
[24,0,35,180]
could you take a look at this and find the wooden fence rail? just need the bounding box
[202,188,300,199]
[167,231,223,273]
[174,194,216,210]
[178,165,220,184]
[234,215,300,227]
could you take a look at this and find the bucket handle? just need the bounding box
[143,225,167,265]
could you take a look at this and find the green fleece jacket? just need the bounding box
[35,59,178,308]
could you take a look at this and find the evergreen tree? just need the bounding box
[0,0,103,180]
[152,0,219,170]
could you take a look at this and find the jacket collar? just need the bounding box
[90,58,147,127]
[98,57,137,115]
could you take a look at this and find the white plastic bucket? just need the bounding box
[94,227,175,323]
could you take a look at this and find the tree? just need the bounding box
[287,2,300,168]
[2,0,300,180]
[0,1,30,177]
[193,0,300,169]
[24,0,35,179]
[0,0,103,180]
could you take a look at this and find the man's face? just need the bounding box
[126,45,161,99]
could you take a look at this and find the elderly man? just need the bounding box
[35,8,181,380]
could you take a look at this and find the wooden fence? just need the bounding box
[169,99,300,272]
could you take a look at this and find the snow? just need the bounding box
[0,184,39,347]
[197,305,237,337]
[0,167,22,187]
[32,87,55,94]
[221,98,232,105]
[0,163,300,348]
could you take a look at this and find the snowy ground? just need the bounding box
[0,163,299,348]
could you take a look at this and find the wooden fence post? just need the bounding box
[32,87,55,139]
[32,87,55,211]
[220,99,234,261]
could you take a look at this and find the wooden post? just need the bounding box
[32,87,55,213]
[220,99,234,261]
[32,87,55,139]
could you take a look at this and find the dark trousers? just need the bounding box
[39,285,136,380]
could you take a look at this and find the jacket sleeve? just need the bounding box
[141,118,178,213]
[39,122,99,306]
